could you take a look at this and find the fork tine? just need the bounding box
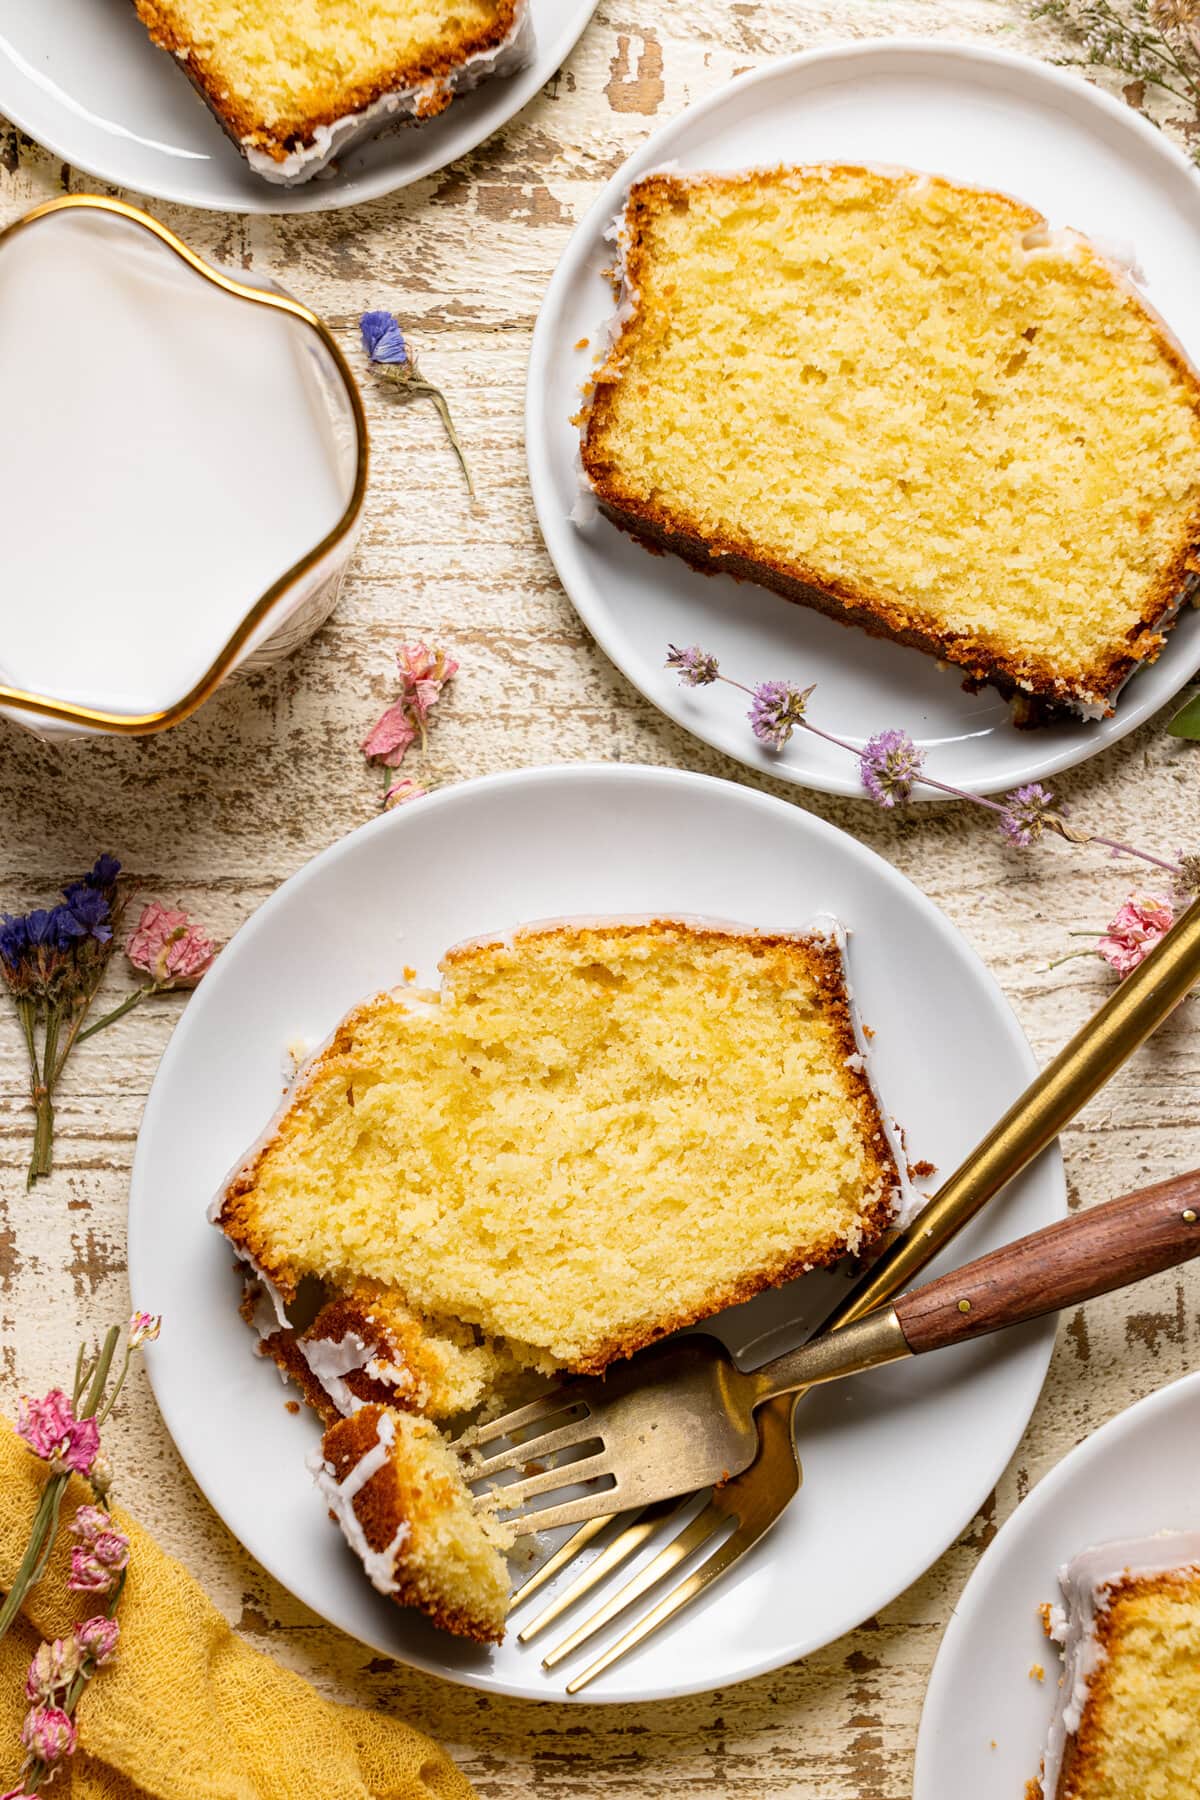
[463,1385,586,1452]
[517,1498,682,1643]
[499,1487,630,1536]
[540,1501,725,1669]
[507,1515,615,1615]
[563,1509,765,1694]
[492,1449,612,1514]
[553,1396,803,1689]
[468,1415,596,1484]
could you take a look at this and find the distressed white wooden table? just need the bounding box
[1,5,1198,1794]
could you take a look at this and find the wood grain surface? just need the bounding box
[1,4,1198,1796]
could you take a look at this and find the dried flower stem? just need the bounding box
[74,987,149,1045]
[712,669,1181,880]
[0,1327,123,1649]
[372,365,475,497]
[0,1482,66,1644]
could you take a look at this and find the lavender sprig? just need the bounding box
[664,645,1194,890]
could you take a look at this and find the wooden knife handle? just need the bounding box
[894,1169,1200,1354]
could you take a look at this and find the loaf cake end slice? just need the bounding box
[133,0,532,184]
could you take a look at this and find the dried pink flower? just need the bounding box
[1096,894,1176,976]
[383,776,427,810]
[68,1524,129,1594]
[362,642,458,772]
[127,1311,161,1348]
[360,700,418,767]
[75,1615,119,1666]
[20,1705,76,1767]
[70,1504,112,1545]
[126,903,215,988]
[24,1640,79,1703]
[2,1786,31,1797]
[16,1391,100,1475]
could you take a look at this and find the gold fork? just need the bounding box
[492,895,1200,1690]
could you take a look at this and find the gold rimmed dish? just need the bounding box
[0,194,368,740]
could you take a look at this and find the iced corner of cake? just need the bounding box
[316,1403,513,1642]
[132,1,533,186]
[1038,1531,1200,1796]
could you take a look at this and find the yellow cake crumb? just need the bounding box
[582,166,1200,717]
[218,919,902,1374]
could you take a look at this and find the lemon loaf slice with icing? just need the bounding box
[579,165,1200,722]
[214,917,905,1378]
[132,0,532,185]
[1039,1533,1200,1797]
[312,1402,514,1642]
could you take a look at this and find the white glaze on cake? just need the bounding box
[307,1409,410,1593]
[242,4,534,185]
[1040,1530,1200,1796]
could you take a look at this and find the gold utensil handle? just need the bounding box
[820,893,1200,1338]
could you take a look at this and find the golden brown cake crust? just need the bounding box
[580,168,1200,723]
[215,918,904,1373]
[1053,1568,1200,1799]
[131,1,521,163]
[322,1405,504,1644]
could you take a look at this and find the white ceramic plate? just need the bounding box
[128,763,1064,1702]
[0,0,596,213]
[914,1369,1200,1796]
[526,41,1200,799]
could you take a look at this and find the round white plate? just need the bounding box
[526,41,1200,799]
[0,1,596,213]
[914,1369,1200,1797]
[128,763,1064,1702]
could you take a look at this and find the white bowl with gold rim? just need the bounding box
[0,195,367,741]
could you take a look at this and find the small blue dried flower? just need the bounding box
[666,644,720,687]
[64,886,112,943]
[359,311,409,366]
[999,782,1055,848]
[749,680,813,751]
[0,913,29,972]
[859,729,925,808]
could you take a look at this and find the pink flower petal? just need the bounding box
[383,777,426,810]
[361,701,418,767]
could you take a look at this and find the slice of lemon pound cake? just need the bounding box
[214,918,905,1378]
[132,0,532,184]
[1040,1533,1200,1797]
[579,165,1200,722]
[312,1402,514,1642]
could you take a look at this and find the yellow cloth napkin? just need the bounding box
[0,1418,476,1800]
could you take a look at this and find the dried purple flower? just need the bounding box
[999,782,1056,848]
[666,644,720,687]
[62,886,112,943]
[748,680,813,750]
[859,729,926,808]
[0,913,29,974]
[359,310,408,366]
